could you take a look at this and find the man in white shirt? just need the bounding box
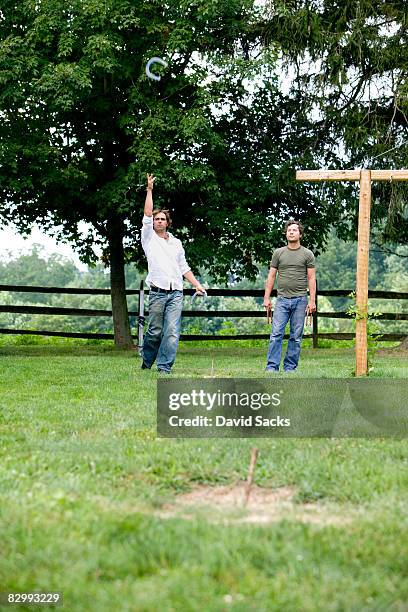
[141,174,205,373]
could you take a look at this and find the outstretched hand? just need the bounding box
[146,173,155,190]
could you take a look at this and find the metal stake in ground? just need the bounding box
[137,279,145,353]
[243,447,259,506]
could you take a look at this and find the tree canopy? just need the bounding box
[262,0,408,245]
[0,0,341,276]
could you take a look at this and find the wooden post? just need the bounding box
[296,168,408,376]
[355,170,371,375]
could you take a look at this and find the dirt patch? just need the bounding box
[156,483,353,527]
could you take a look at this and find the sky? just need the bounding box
[0,223,88,270]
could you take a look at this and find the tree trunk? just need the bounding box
[107,215,134,349]
[398,336,408,350]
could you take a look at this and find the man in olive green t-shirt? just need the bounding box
[263,220,316,371]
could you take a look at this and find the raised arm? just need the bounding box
[263,267,277,310]
[144,174,155,217]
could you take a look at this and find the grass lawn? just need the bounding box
[0,341,407,611]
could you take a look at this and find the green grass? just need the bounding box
[0,342,407,611]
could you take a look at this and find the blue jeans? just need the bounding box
[266,296,308,371]
[142,290,183,372]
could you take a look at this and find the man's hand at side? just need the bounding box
[307,267,316,313]
[184,271,206,295]
[306,301,316,314]
[264,267,277,311]
[194,283,206,295]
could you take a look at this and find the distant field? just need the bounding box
[1,342,407,611]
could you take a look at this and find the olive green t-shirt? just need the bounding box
[270,246,315,297]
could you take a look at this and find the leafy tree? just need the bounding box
[0,244,78,302]
[316,233,388,287]
[0,0,347,347]
[261,0,408,247]
[0,244,149,333]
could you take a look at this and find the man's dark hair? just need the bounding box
[284,219,304,237]
[153,208,172,229]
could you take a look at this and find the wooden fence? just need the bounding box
[0,283,407,347]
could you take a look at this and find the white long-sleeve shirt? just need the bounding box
[141,215,191,290]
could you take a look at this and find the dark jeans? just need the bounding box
[142,290,183,372]
[266,295,308,371]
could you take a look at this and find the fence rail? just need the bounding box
[1,285,406,299]
[2,305,407,320]
[0,283,407,345]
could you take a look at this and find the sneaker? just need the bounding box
[157,369,171,375]
[141,362,151,370]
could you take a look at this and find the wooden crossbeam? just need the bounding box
[296,169,408,182]
[296,167,408,376]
